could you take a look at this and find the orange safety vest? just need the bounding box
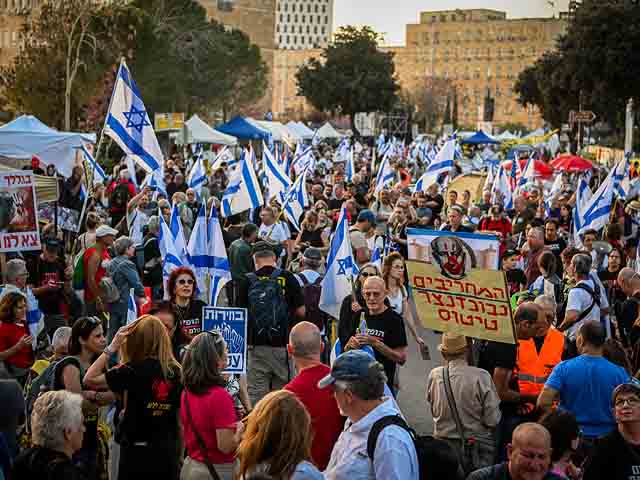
[516,327,564,397]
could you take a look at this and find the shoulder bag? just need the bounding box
[184,392,222,480]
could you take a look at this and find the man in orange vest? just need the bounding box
[516,295,565,414]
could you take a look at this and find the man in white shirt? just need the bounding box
[258,206,288,264]
[126,185,151,245]
[320,350,419,480]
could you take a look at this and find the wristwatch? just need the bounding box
[103,345,113,356]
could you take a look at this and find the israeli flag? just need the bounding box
[577,168,615,237]
[282,167,310,232]
[169,204,188,264]
[548,173,564,199]
[293,144,315,176]
[374,152,395,194]
[158,214,184,280]
[573,177,592,246]
[126,288,138,325]
[221,150,264,217]
[207,204,232,305]
[483,165,495,192]
[414,139,456,191]
[371,246,382,271]
[187,152,207,191]
[80,145,107,186]
[337,138,350,161]
[141,170,167,199]
[613,157,630,201]
[125,155,139,189]
[186,204,210,300]
[103,60,163,173]
[518,155,536,190]
[319,207,357,318]
[263,141,291,201]
[345,147,355,183]
[376,133,386,152]
[491,166,513,210]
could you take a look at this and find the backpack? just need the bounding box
[367,415,462,480]
[297,273,328,331]
[247,269,290,344]
[111,182,131,211]
[571,281,602,324]
[23,356,81,432]
[72,249,86,290]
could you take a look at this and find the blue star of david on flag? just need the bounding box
[337,257,354,275]
[123,105,150,133]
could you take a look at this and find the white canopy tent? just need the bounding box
[316,122,344,140]
[247,118,296,145]
[182,115,237,146]
[494,130,520,141]
[286,121,312,141]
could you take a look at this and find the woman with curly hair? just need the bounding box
[0,291,33,383]
[237,390,322,480]
[167,266,208,337]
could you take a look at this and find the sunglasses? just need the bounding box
[360,271,376,278]
[177,278,194,285]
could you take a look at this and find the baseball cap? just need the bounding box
[43,237,61,249]
[612,382,640,403]
[318,350,379,389]
[357,209,376,225]
[95,225,118,238]
[251,240,275,256]
[502,249,520,260]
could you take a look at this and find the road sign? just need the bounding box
[569,110,596,124]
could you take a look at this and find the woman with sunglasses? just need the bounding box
[382,252,425,351]
[180,331,244,480]
[168,266,208,338]
[60,316,115,479]
[337,263,382,352]
[84,315,182,480]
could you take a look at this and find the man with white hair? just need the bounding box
[13,390,85,479]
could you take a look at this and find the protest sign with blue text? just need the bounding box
[203,306,248,374]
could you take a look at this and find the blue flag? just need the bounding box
[207,204,232,305]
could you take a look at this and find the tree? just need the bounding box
[514,0,640,134]
[443,95,452,125]
[295,26,400,135]
[402,76,449,133]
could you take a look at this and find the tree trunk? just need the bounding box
[64,87,72,131]
[349,113,360,138]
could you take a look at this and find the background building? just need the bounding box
[271,9,567,128]
[275,0,334,50]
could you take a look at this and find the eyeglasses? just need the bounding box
[615,397,640,408]
[363,291,383,298]
[177,278,194,285]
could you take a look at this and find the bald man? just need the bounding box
[344,276,408,392]
[285,322,344,470]
[617,267,640,347]
[468,422,561,480]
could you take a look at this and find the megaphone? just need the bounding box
[592,241,613,271]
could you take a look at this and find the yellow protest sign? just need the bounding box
[408,260,516,344]
[154,113,185,131]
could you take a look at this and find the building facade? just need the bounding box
[275,0,333,50]
[270,9,567,129]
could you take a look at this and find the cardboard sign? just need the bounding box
[0,171,41,252]
[203,306,248,374]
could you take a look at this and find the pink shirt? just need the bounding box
[181,386,238,464]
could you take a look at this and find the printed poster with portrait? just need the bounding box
[0,170,41,252]
[203,306,248,374]
[406,228,515,344]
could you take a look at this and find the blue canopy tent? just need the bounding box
[0,115,96,177]
[461,130,500,145]
[216,116,270,141]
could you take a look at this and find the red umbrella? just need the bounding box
[500,159,554,179]
[550,155,593,172]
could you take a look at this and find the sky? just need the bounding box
[334,0,570,45]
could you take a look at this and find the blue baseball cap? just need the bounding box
[357,209,376,225]
[318,350,379,389]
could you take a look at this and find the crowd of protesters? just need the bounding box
[1,137,640,480]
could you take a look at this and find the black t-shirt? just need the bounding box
[27,255,66,315]
[173,299,208,337]
[13,446,85,480]
[363,307,408,388]
[425,194,444,216]
[142,234,162,286]
[505,268,527,296]
[544,237,567,275]
[237,266,305,347]
[583,429,640,480]
[105,358,182,447]
[619,295,640,347]
[328,198,344,211]
[477,340,518,414]
[299,228,324,248]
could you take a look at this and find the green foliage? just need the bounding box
[1,0,267,130]
[514,1,640,133]
[295,25,400,133]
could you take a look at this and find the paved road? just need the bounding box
[396,323,443,435]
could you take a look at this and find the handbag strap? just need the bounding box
[184,392,222,480]
[443,363,468,456]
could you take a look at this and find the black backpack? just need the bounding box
[23,356,81,432]
[367,415,462,480]
[298,274,328,332]
[247,269,290,344]
[111,182,131,210]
